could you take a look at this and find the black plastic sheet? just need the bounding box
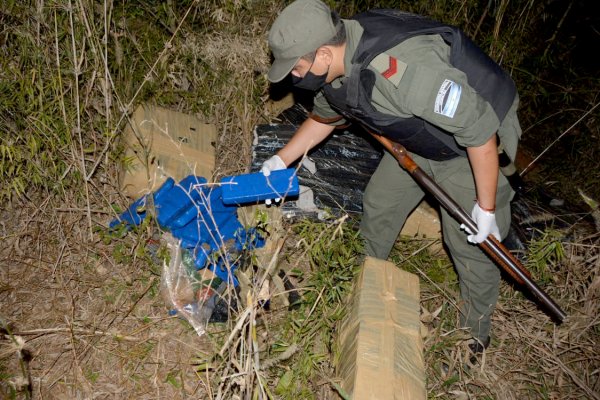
[251,121,383,219]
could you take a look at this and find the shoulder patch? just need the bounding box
[370,53,407,87]
[434,79,462,118]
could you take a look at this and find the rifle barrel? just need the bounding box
[374,135,567,323]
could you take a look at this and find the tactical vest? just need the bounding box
[323,10,517,160]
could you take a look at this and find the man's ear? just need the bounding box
[316,46,333,65]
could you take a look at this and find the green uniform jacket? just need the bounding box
[312,19,522,160]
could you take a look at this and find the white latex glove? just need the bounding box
[261,155,286,205]
[261,155,286,177]
[460,203,501,244]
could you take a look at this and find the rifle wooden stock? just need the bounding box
[372,133,567,323]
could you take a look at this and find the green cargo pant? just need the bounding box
[360,151,513,342]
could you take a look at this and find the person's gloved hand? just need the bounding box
[261,155,286,205]
[460,203,500,244]
[261,155,286,177]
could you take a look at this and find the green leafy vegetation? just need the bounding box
[269,217,362,398]
[525,228,565,284]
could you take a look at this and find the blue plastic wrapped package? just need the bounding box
[154,175,207,229]
[220,168,299,205]
[110,174,268,287]
[110,176,207,230]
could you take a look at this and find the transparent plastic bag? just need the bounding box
[160,234,227,336]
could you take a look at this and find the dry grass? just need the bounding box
[419,230,600,399]
[1,0,599,399]
[0,195,209,398]
[2,191,598,399]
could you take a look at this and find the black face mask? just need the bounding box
[292,68,329,91]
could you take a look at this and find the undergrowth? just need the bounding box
[1,0,599,399]
[270,217,362,398]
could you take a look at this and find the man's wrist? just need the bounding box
[476,200,495,213]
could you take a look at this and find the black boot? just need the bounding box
[468,336,490,364]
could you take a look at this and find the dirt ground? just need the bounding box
[2,185,600,399]
[0,192,219,398]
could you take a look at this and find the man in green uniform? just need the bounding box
[261,0,522,356]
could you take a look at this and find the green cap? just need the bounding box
[267,0,336,83]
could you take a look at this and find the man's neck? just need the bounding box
[330,43,347,79]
